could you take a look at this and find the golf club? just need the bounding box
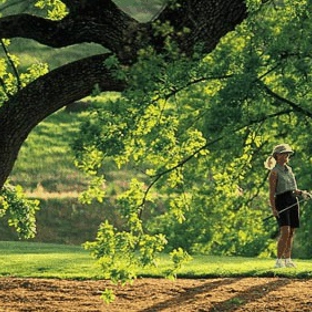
[263,193,312,222]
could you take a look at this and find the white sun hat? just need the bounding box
[271,143,294,155]
[264,143,294,170]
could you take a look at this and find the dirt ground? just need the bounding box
[0,277,312,311]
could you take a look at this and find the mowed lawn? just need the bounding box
[1,241,312,280]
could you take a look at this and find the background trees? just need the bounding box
[1,0,312,281]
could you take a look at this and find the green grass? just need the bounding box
[0,241,101,279]
[10,109,89,194]
[1,241,312,280]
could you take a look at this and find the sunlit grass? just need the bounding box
[141,254,312,279]
[9,110,89,193]
[175,255,312,278]
[0,241,101,279]
[2,241,312,280]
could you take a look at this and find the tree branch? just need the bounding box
[261,83,312,118]
[0,0,249,190]
[1,39,21,90]
[0,0,247,60]
[0,53,126,188]
[155,0,247,56]
[147,109,293,183]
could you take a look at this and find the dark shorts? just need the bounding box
[275,191,300,228]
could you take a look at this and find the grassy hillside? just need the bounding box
[1,107,120,244]
[10,109,88,194]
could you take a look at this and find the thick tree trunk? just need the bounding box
[0,0,247,189]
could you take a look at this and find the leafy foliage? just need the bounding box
[74,0,312,277]
[82,179,170,282]
[0,184,40,239]
[0,39,49,102]
[34,0,68,20]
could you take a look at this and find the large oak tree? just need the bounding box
[0,0,247,189]
[2,0,312,279]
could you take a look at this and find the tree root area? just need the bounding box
[0,277,311,311]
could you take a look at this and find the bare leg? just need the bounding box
[284,228,295,259]
[277,226,291,258]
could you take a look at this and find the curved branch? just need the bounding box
[0,0,141,58]
[0,53,127,188]
[0,14,60,44]
[0,0,247,60]
[0,11,138,53]
[0,0,249,191]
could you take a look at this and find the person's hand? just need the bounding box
[272,207,279,218]
[302,190,312,200]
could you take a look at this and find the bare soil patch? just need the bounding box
[0,277,311,311]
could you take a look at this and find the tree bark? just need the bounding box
[0,0,247,189]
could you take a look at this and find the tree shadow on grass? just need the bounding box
[139,277,291,312]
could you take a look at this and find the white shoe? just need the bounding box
[285,259,296,268]
[274,259,286,268]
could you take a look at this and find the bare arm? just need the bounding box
[269,170,278,217]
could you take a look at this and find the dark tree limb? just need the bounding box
[0,9,140,59]
[0,0,247,59]
[155,0,247,55]
[0,53,125,187]
[261,83,312,118]
[0,0,248,189]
